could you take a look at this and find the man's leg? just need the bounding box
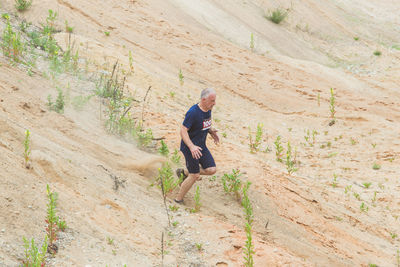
[200,166,216,175]
[175,172,200,201]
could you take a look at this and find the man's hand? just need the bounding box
[210,129,220,144]
[190,145,203,159]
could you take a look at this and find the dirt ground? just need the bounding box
[0,0,399,266]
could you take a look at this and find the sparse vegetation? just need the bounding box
[286,141,297,175]
[329,88,336,125]
[354,36,359,41]
[221,169,242,201]
[158,140,169,157]
[249,123,263,153]
[22,236,48,267]
[250,33,254,52]
[1,18,25,62]
[104,31,110,36]
[46,184,59,254]
[242,181,254,267]
[265,8,288,24]
[373,50,381,56]
[23,129,31,167]
[360,202,368,212]
[195,242,203,251]
[372,163,381,170]
[193,185,201,212]
[331,174,338,188]
[157,162,181,194]
[15,0,32,12]
[47,87,65,113]
[179,69,184,86]
[363,182,372,189]
[274,135,284,162]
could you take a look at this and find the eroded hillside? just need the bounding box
[0,0,399,266]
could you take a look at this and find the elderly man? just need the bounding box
[174,88,219,203]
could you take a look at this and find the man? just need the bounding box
[174,88,219,203]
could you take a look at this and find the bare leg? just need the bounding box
[175,173,200,201]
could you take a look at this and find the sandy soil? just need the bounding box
[0,0,400,266]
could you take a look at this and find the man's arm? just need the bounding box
[208,127,220,144]
[181,125,202,159]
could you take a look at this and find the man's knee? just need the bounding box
[205,167,216,175]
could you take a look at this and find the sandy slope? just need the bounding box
[1,0,400,266]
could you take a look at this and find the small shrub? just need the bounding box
[158,140,169,157]
[329,88,336,125]
[157,162,180,194]
[249,123,263,153]
[286,141,297,174]
[171,149,181,164]
[47,87,65,113]
[24,129,31,167]
[193,185,201,212]
[373,50,381,56]
[1,18,25,62]
[372,163,381,170]
[46,184,59,254]
[242,181,254,267]
[22,236,47,267]
[363,182,371,189]
[15,0,32,11]
[221,169,242,201]
[354,37,359,41]
[64,20,73,33]
[178,69,184,85]
[331,174,338,188]
[265,8,288,24]
[274,135,284,162]
[195,242,203,251]
[360,202,368,212]
[104,31,110,36]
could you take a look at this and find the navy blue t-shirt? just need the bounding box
[180,104,211,151]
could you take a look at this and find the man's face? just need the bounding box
[203,93,216,111]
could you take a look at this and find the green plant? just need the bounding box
[396,249,399,267]
[158,140,169,157]
[390,232,398,239]
[363,182,371,189]
[360,202,368,212]
[1,18,25,62]
[107,237,114,245]
[171,149,181,164]
[368,264,377,267]
[22,236,47,267]
[373,50,381,56]
[286,141,297,175]
[128,51,134,73]
[250,33,254,52]
[350,138,357,145]
[178,69,184,85]
[344,185,352,194]
[371,143,377,148]
[242,181,254,267]
[372,191,377,203]
[47,87,65,113]
[169,205,179,212]
[2,13,10,20]
[137,128,153,147]
[157,162,180,194]
[104,31,110,36]
[57,219,67,231]
[331,174,338,188]
[274,135,284,162]
[172,221,179,227]
[372,163,381,170]
[15,0,32,11]
[64,20,73,33]
[222,132,227,138]
[195,242,203,251]
[24,129,31,167]
[265,8,288,24]
[46,184,59,254]
[353,192,361,200]
[249,123,263,153]
[194,185,201,212]
[329,88,336,125]
[354,36,359,41]
[221,169,242,201]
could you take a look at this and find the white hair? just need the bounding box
[200,88,216,99]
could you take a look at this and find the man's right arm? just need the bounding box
[181,125,202,159]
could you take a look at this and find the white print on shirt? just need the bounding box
[202,118,211,130]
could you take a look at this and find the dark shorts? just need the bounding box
[181,146,216,174]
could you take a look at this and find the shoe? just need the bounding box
[176,168,188,184]
[174,199,184,204]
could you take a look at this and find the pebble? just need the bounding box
[273,248,278,253]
